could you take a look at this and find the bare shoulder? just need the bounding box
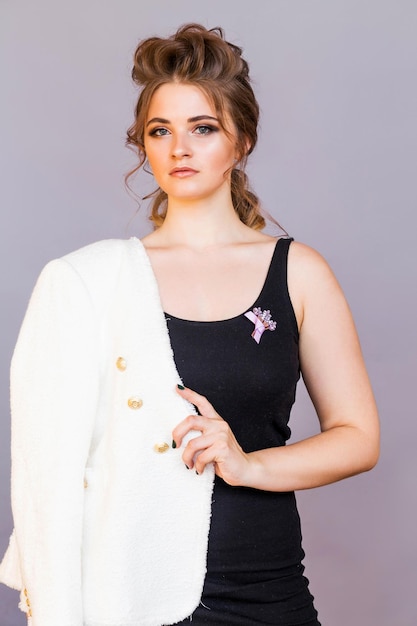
[288,241,342,290]
[287,241,345,329]
[288,240,333,274]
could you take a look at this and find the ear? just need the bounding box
[235,137,252,163]
[244,135,254,156]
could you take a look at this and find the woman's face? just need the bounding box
[144,83,237,205]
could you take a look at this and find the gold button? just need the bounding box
[84,479,88,489]
[153,442,169,454]
[23,588,28,597]
[116,356,127,371]
[28,609,32,617]
[127,396,143,410]
[26,598,30,607]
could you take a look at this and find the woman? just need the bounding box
[0,24,379,626]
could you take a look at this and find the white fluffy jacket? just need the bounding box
[0,238,214,626]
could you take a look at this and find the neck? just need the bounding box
[154,194,249,249]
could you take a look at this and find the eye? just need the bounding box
[149,127,170,137]
[194,125,218,135]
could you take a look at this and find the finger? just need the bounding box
[176,384,219,419]
[172,414,213,449]
[192,448,215,475]
[182,432,218,469]
[192,439,230,476]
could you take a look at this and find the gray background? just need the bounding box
[1,1,416,624]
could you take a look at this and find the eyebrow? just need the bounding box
[146,115,219,127]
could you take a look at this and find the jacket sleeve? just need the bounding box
[10,258,100,626]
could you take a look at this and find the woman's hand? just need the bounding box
[172,385,251,486]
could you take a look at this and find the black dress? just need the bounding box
[165,238,320,626]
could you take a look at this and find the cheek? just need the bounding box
[144,139,155,160]
[205,141,236,168]
[144,145,163,174]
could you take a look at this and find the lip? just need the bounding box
[169,167,198,177]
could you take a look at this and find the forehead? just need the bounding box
[146,83,216,119]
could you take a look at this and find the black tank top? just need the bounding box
[165,238,320,626]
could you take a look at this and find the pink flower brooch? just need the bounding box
[244,307,277,344]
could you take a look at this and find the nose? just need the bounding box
[171,132,192,159]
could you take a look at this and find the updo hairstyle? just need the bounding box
[126,23,265,230]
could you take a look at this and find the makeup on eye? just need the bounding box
[146,116,221,137]
[148,125,220,138]
[194,124,219,135]
[149,127,170,137]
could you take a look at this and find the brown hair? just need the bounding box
[126,23,265,230]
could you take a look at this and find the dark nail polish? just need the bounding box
[172,440,177,449]
[177,384,185,390]
[184,464,190,470]
[195,470,199,475]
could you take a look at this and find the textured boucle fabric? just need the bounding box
[0,238,214,626]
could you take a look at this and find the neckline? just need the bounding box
[151,237,285,325]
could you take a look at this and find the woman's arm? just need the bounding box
[173,242,379,491]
